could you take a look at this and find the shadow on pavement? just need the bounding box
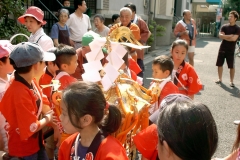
[218,83,240,98]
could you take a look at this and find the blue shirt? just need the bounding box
[50,23,70,39]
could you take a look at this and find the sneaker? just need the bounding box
[230,82,235,87]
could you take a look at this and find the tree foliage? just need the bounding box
[0,0,29,43]
[147,20,166,46]
[223,0,240,20]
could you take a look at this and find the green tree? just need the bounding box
[223,0,240,20]
[0,0,29,43]
[147,20,166,46]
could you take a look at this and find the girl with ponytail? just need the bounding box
[58,81,128,160]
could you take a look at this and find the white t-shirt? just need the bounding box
[66,13,92,42]
[94,26,109,37]
[171,69,177,81]
[28,28,54,52]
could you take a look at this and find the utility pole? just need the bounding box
[153,0,157,50]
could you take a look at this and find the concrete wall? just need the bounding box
[196,4,218,12]
[155,19,173,45]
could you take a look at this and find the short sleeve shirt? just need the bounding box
[51,23,70,39]
[66,13,92,42]
[219,24,240,53]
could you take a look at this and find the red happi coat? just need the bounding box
[58,131,128,160]
[173,61,202,95]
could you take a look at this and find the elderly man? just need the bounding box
[125,3,151,78]
[109,7,141,76]
[174,10,197,66]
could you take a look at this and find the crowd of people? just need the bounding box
[0,0,240,159]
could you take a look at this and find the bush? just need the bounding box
[0,0,29,44]
[147,20,166,46]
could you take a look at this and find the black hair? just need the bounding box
[229,11,239,21]
[55,44,76,69]
[0,57,8,64]
[94,14,105,23]
[24,16,42,26]
[112,14,120,23]
[10,59,43,74]
[74,0,85,10]
[153,55,173,75]
[62,81,122,134]
[124,3,136,13]
[158,101,218,160]
[171,39,189,51]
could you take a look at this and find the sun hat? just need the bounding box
[0,40,14,58]
[82,31,101,46]
[10,42,56,68]
[18,6,47,25]
[149,94,192,124]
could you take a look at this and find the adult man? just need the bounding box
[124,3,151,78]
[174,10,197,66]
[109,7,141,75]
[215,11,240,87]
[66,0,91,49]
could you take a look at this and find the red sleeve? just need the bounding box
[58,133,78,160]
[130,24,141,40]
[15,92,40,140]
[95,136,128,160]
[133,124,158,159]
[58,75,77,90]
[130,70,137,81]
[128,58,141,75]
[39,73,52,101]
[159,82,179,103]
[186,65,202,95]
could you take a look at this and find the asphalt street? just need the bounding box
[143,37,240,158]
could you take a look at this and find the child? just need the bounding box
[38,47,59,160]
[51,44,78,145]
[51,8,71,46]
[71,31,100,79]
[18,6,54,52]
[148,55,179,115]
[39,48,59,102]
[0,42,55,158]
[58,81,128,160]
[171,39,202,99]
[0,41,14,152]
[53,44,77,90]
[133,94,218,160]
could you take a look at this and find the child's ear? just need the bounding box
[80,114,93,127]
[61,64,68,70]
[164,70,170,77]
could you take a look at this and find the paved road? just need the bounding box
[143,37,240,158]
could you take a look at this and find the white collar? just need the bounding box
[132,14,138,24]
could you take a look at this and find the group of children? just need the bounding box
[0,4,206,160]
